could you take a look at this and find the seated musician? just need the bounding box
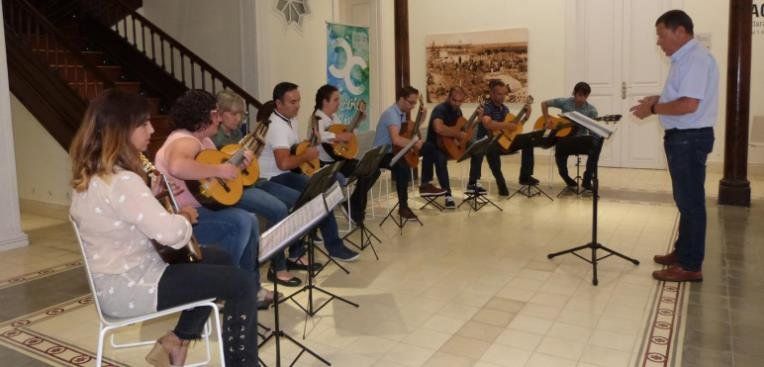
[69,89,259,366]
[258,81,359,262]
[312,84,378,225]
[540,82,600,190]
[153,90,276,305]
[420,86,477,208]
[467,79,536,196]
[212,91,308,287]
[371,86,427,219]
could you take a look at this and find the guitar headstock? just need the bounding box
[525,95,534,106]
[356,100,367,114]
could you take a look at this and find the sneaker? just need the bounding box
[399,206,418,219]
[582,181,593,191]
[562,176,578,188]
[419,183,447,197]
[519,176,540,185]
[444,195,456,209]
[465,183,487,195]
[329,245,360,262]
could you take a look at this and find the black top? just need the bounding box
[426,101,463,144]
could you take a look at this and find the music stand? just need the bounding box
[343,145,387,259]
[547,112,639,286]
[380,137,424,233]
[456,136,503,212]
[505,130,553,201]
[279,166,360,326]
[258,194,331,367]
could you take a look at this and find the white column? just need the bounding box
[0,5,30,250]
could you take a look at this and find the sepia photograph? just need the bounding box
[425,28,529,104]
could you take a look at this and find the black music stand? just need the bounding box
[258,195,332,367]
[343,145,387,260]
[505,130,553,201]
[457,136,503,212]
[380,138,423,233]
[547,113,639,286]
[279,165,359,324]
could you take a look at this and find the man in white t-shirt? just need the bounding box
[258,82,359,262]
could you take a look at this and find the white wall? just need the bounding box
[10,96,72,206]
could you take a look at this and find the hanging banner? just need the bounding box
[327,22,370,131]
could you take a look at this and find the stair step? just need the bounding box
[146,97,162,115]
[114,81,141,94]
[147,114,174,160]
[97,65,124,81]
[67,81,105,100]
[81,51,106,65]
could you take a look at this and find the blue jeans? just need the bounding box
[421,141,451,194]
[664,127,714,271]
[269,172,345,254]
[193,206,260,279]
[242,180,305,271]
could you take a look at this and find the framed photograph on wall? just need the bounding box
[426,28,529,104]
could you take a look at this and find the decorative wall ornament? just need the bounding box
[276,0,310,27]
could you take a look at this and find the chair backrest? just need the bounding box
[69,216,110,324]
[356,130,376,156]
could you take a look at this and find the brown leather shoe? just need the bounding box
[653,251,678,266]
[399,206,418,219]
[652,265,702,282]
[419,183,447,197]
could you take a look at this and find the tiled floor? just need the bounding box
[0,158,761,367]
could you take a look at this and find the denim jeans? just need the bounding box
[193,206,259,275]
[664,127,714,271]
[247,179,305,271]
[421,141,451,194]
[158,247,258,366]
[269,172,345,254]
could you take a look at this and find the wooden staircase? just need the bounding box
[4,0,262,158]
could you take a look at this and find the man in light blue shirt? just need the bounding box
[631,10,718,282]
[372,86,426,220]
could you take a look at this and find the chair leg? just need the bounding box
[97,325,109,367]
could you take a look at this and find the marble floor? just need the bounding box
[0,158,761,367]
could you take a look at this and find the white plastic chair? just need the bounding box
[69,217,225,367]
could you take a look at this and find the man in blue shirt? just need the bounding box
[540,82,600,189]
[631,10,718,282]
[372,86,427,219]
[467,79,536,196]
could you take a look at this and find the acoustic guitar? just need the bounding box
[324,100,366,160]
[533,114,622,138]
[492,95,534,153]
[394,95,426,168]
[219,122,268,186]
[187,138,254,209]
[140,154,203,264]
[437,95,487,160]
[291,115,321,176]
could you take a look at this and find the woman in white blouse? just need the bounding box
[69,89,259,366]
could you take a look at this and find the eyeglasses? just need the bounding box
[405,98,418,106]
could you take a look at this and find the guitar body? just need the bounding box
[324,124,359,160]
[393,120,421,168]
[492,113,523,153]
[152,239,203,264]
[187,149,244,209]
[437,116,471,160]
[220,143,260,186]
[291,141,320,176]
[533,115,573,138]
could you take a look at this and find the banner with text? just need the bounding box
[327,22,370,131]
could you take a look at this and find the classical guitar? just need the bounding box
[324,100,366,161]
[187,142,249,209]
[290,115,321,176]
[140,154,203,264]
[219,122,268,186]
[394,95,426,168]
[437,95,487,160]
[533,113,622,138]
[492,95,534,153]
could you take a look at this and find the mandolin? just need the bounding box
[140,154,203,264]
[394,95,426,167]
[219,122,268,186]
[492,95,534,153]
[437,95,487,160]
[533,113,622,138]
[290,115,321,176]
[323,100,366,161]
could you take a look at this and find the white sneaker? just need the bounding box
[444,195,456,209]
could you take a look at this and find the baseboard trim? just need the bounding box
[0,232,29,251]
[19,199,70,220]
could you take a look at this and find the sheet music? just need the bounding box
[562,111,616,138]
[324,182,344,211]
[390,136,420,166]
[258,194,327,262]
